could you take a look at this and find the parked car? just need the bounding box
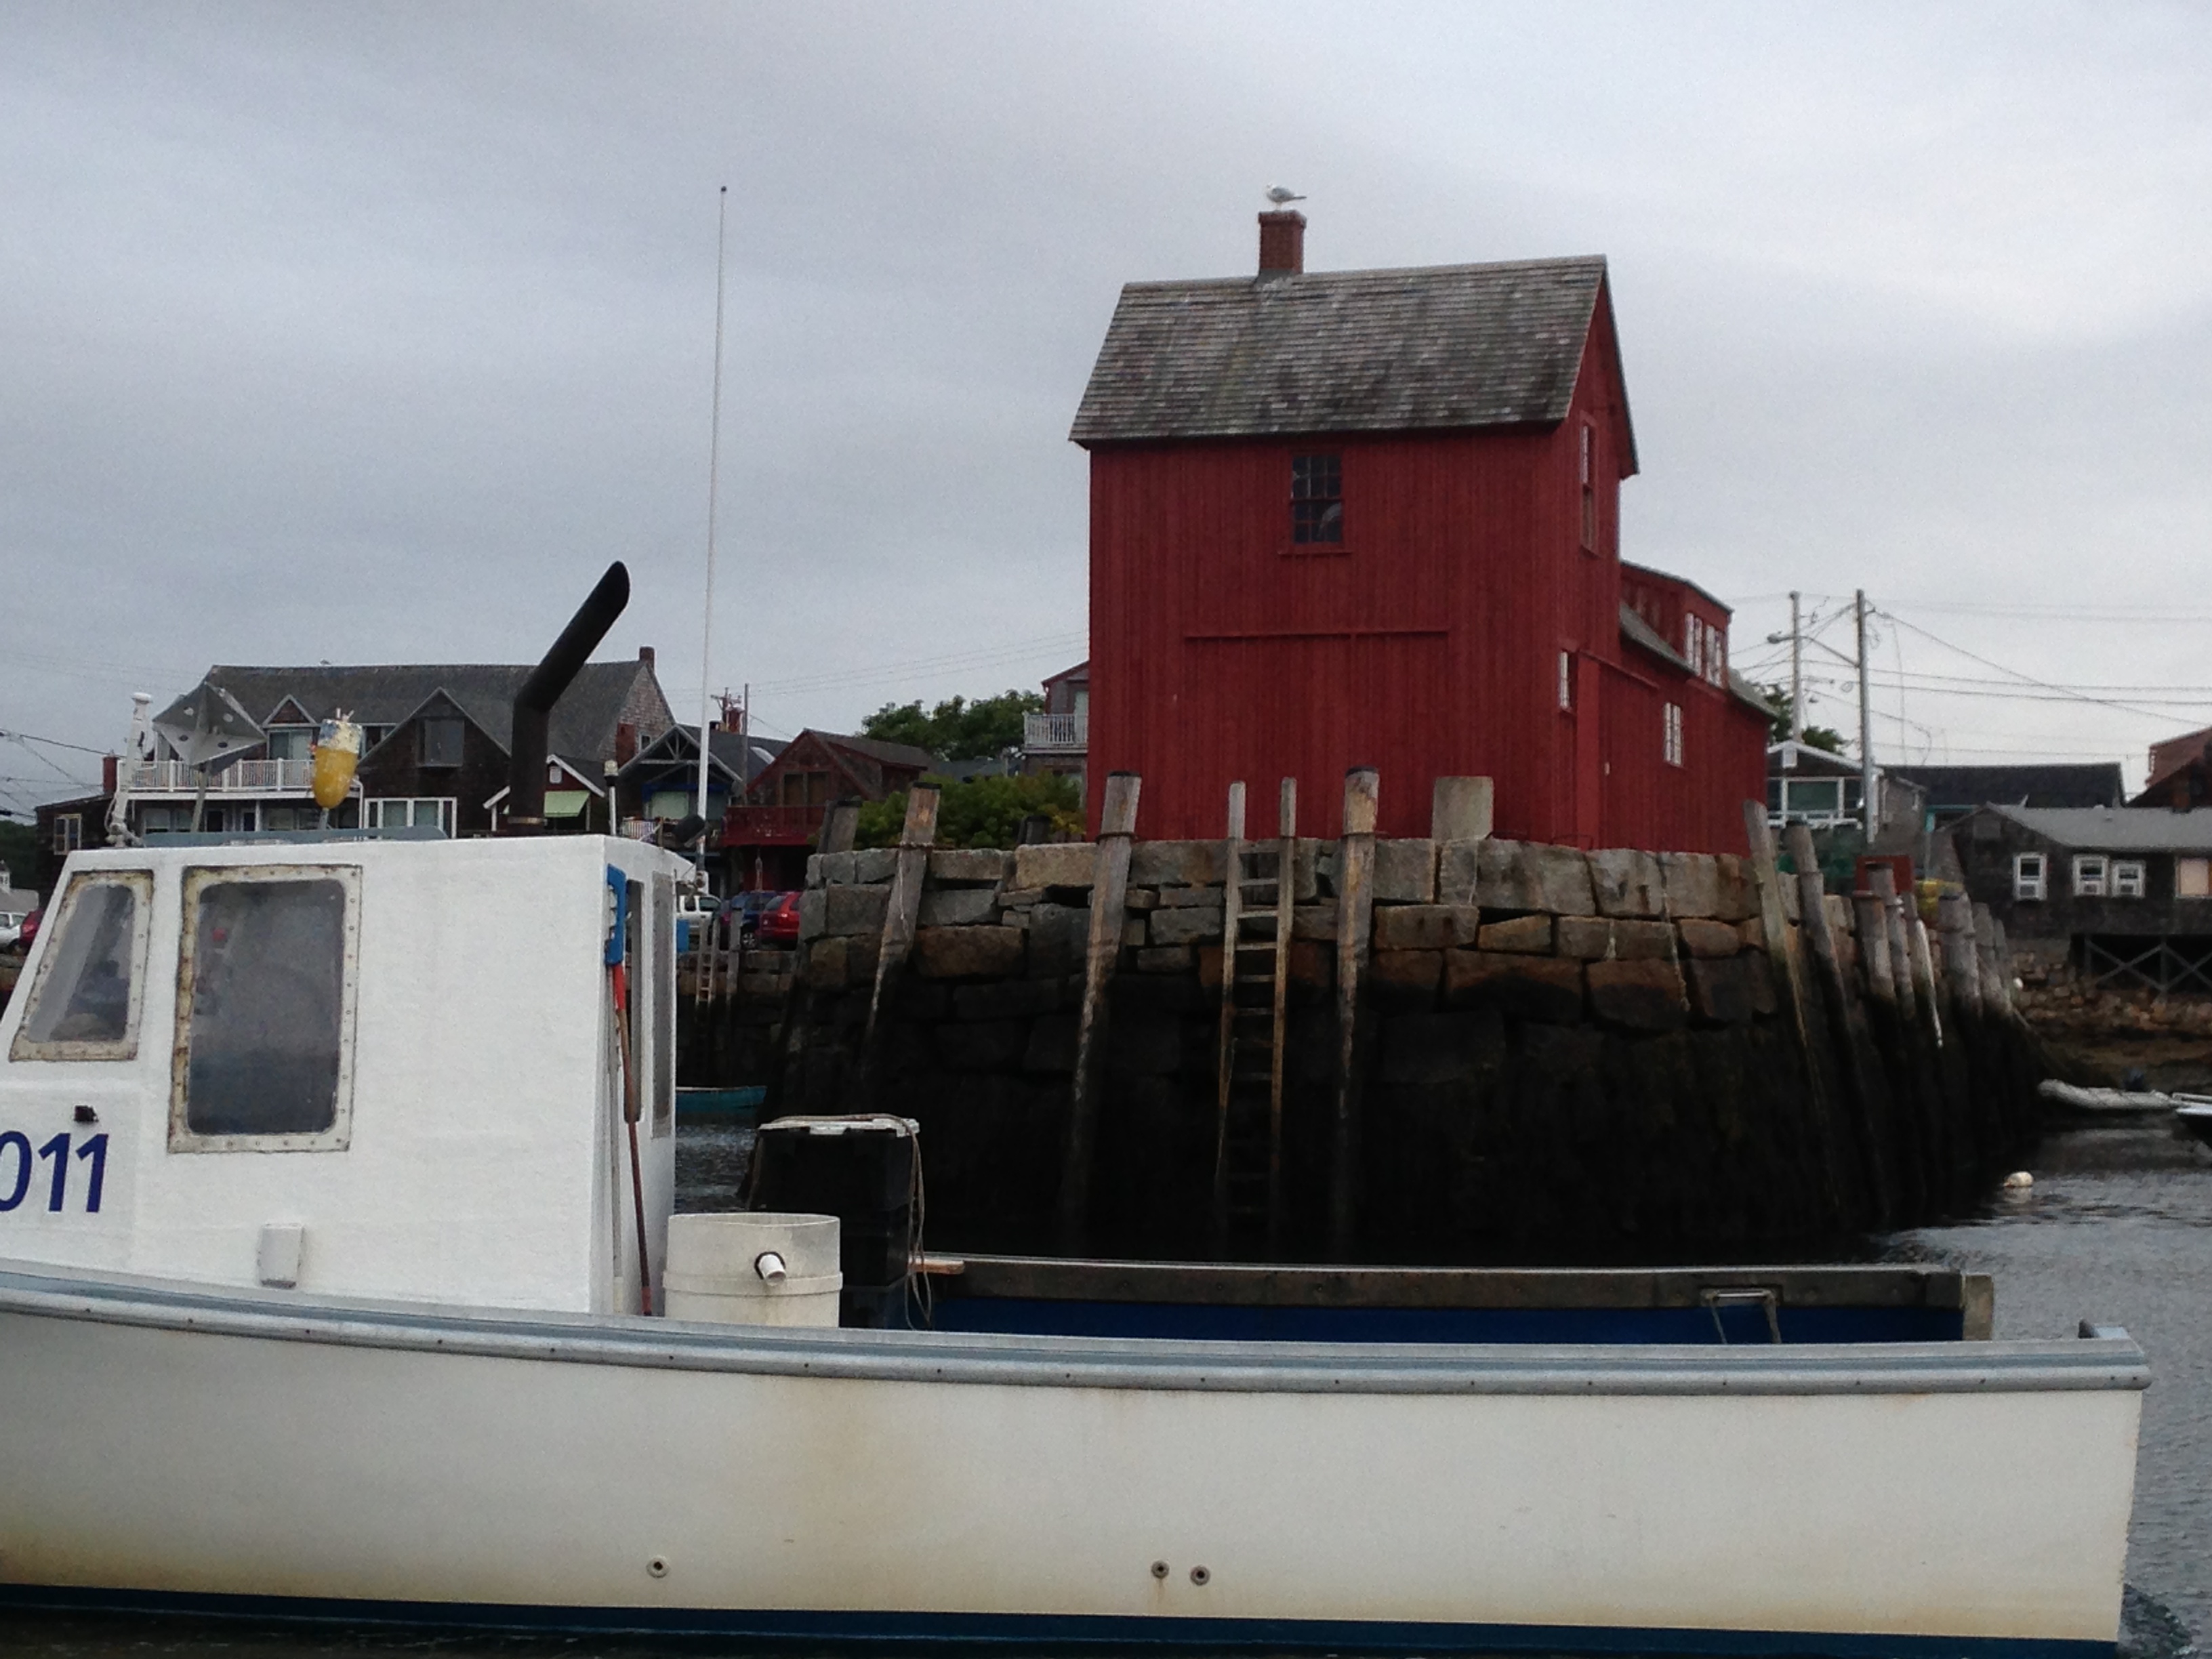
[673,890,718,951]
[0,912,24,951]
[756,890,802,949]
[718,889,787,948]
[14,907,41,954]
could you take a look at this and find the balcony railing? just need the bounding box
[723,804,825,845]
[1023,711,1087,753]
[129,758,317,796]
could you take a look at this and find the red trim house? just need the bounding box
[722,729,938,890]
[1070,211,1769,849]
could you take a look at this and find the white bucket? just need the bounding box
[663,1212,843,1327]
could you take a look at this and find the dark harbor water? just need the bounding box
[0,1115,2203,1659]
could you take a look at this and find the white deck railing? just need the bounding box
[129,758,317,795]
[1023,712,1087,752]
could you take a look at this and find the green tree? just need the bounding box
[1758,684,1847,755]
[855,772,1084,850]
[859,690,1044,760]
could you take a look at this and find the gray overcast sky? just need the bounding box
[6,2,2211,815]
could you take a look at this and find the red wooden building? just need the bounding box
[1071,211,1770,850]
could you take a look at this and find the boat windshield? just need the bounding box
[9,872,150,1061]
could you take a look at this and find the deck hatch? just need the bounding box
[7,870,152,1063]
[169,864,361,1153]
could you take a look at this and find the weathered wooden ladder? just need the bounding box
[1212,778,1296,1256]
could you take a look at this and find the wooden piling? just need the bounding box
[1936,893,1982,1021]
[1746,803,1822,1074]
[1982,902,2017,1021]
[852,783,939,1104]
[1906,916,1943,1048]
[819,798,860,857]
[1057,772,1141,1253]
[1328,767,1378,1260]
[1866,867,1918,1027]
[1783,821,1875,1225]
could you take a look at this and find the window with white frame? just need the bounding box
[366,797,455,836]
[1557,651,1573,711]
[1683,616,1705,678]
[1703,622,1727,687]
[52,814,81,855]
[2113,859,2146,898]
[2014,853,2046,901]
[2072,854,2108,897]
[1662,703,1684,767]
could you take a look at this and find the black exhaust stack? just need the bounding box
[504,561,630,836]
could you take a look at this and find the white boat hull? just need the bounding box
[0,1264,2145,1656]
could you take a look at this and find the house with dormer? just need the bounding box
[132,651,674,839]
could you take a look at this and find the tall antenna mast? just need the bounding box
[693,185,729,873]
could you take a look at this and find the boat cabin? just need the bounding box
[0,836,692,1313]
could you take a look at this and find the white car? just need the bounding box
[0,912,23,951]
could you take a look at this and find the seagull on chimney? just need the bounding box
[1265,186,1306,206]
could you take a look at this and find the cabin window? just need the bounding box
[1578,425,1597,551]
[2112,859,2146,899]
[8,871,152,1063]
[52,815,81,855]
[1557,651,1573,711]
[171,865,359,1151]
[418,718,465,769]
[2179,857,2211,899]
[1662,703,1684,767]
[2013,853,2046,901]
[2072,855,2108,898]
[266,728,312,763]
[1290,453,1343,544]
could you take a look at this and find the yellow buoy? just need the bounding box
[311,714,363,810]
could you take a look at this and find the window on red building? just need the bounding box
[1578,424,1597,551]
[1557,651,1573,711]
[1662,703,1684,767]
[1291,454,1343,544]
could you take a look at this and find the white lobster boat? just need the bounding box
[0,832,2148,1658]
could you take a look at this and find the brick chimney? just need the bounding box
[638,644,655,672]
[102,753,118,794]
[1258,209,1306,277]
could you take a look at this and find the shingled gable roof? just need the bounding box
[1070,255,1633,463]
[190,661,670,767]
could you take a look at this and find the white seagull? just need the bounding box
[1265,185,1306,206]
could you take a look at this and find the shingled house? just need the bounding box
[1952,803,2212,989]
[722,730,938,890]
[1071,210,1771,847]
[132,652,674,839]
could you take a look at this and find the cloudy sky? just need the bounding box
[5,2,2210,817]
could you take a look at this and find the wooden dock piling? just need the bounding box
[1057,771,1141,1253]
[1328,767,1378,1260]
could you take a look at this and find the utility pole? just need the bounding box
[1788,590,1804,744]
[1855,590,1876,836]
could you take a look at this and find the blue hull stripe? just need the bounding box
[0,1583,2116,1658]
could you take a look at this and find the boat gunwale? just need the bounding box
[0,1261,2148,1397]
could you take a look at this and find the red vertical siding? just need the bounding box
[1084,288,1760,852]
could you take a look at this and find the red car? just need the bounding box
[756,891,802,948]
[16,907,41,953]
